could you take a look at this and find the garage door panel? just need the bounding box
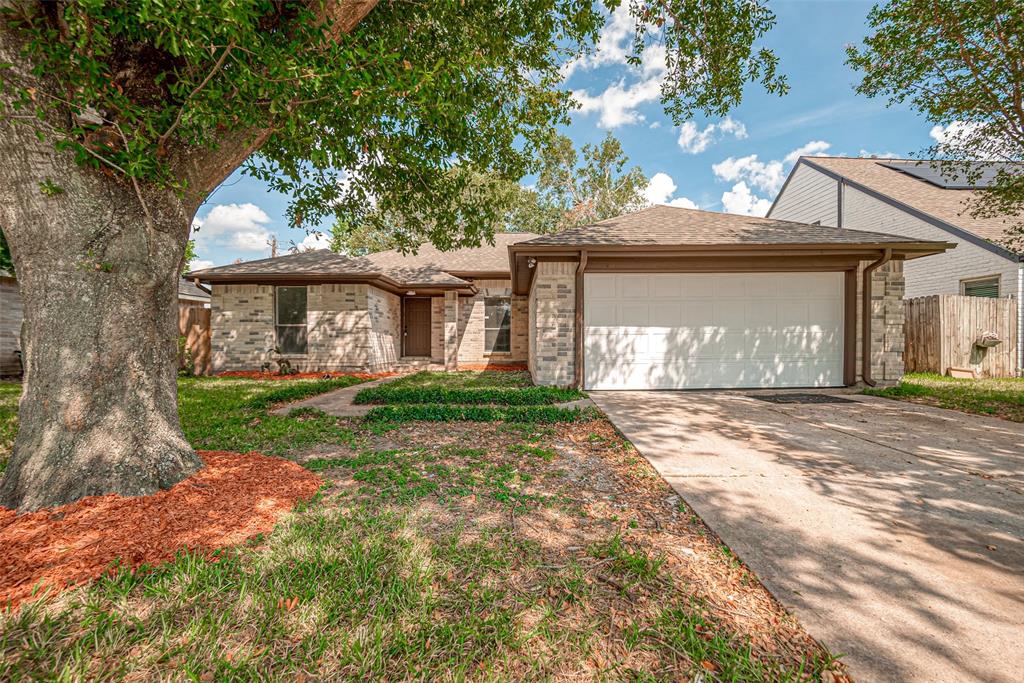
[584,273,844,390]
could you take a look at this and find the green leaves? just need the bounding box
[847,0,1024,246]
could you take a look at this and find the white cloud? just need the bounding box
[561,4,635,79]
[677,117,747,154]
[929,121,982,146]
[712,140,831,196]
[712,155,785,195]
[573,76,663,128]
[783,140,830,165]
[858,149,901,159]
[292,232,328,253]
[192,203,273,253]
[666,196,699,209]
[720,182,773,217]
[643,172,699,209]
[188,258,215,271]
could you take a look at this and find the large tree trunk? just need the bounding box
[0,66,201,514]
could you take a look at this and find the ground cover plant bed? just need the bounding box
[0,411,844,681]
[363,403,600,424]
[864,372,1024,422]
[353,384,586,406]
[385,369,535,389]
[0,450,321,609]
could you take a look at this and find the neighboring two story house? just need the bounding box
[769,157,1023,373]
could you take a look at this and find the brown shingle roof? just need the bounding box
[515,205,936,247]
[178,278,210,301]
[364,232,538,274]
[186,234,538,287]
[802,157,1019,246]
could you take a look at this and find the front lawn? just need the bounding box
[1,373,842,680]
[0,375,367,470]
[864,372,1024,422]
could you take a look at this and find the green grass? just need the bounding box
[864,372,1024,421]
[354,384,586,406]
[381,370,533,389]
[0,376,367,466]
[363,403,600,424]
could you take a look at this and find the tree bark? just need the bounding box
[0,0,378,512]
[0,33,200,513]
[0,151,202,512]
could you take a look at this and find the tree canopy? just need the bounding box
[328,131,650,255]
[2,0,784,254]
[847,0,1024,251]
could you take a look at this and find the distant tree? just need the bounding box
[180,240,197,277]
[329,131,650,253]
[847,0,1024,251]
[534,131,649,231]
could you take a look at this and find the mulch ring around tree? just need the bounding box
[0,451,322,610]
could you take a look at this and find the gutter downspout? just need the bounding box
[574,250,588,390]
[862,248,892,387]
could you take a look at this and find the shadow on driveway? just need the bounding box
[591,390,1024,683]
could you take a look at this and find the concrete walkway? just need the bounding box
[590,390,1024,683]
[270,375,403,417]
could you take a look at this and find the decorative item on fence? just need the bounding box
[974,331,1003,348]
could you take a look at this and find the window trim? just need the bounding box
[483,296,512,355]
[959,275,1000,298]
[275,285,309,355]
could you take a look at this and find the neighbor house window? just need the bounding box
[484,297,511,353]
[275,286,308,354]
[961,276,999,298]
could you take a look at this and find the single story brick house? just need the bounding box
[190,206,952,389]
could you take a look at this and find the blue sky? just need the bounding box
[189,0,944,270]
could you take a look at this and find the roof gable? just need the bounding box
[800,157,1021,252]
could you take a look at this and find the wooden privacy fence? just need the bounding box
[904,295,1019,378]
[178,304,211,375]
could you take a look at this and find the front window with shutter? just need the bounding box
[961,277,1000,298]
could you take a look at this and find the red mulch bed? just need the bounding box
[0,451,321,610]
[217,371,394,381]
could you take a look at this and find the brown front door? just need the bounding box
[403,298,431,356]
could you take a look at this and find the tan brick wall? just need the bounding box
[453,279,527,364]
[528,262,577,386]
[855,260,905,384]
[430,296,444,361]
[212,283,399,373]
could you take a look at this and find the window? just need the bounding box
[484,297,511,353]
[275,286,308,354]
[961,276,1000,298]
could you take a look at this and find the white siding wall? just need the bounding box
[769,164,838,226]
[841,186,1019,299]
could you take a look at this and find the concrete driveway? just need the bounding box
[590,390,1024,683]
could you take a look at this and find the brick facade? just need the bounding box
[528,261,577,387]
[211,283,399,373]
[856,260,905,384]
[452,279,528,364]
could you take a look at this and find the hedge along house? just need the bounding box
[507,206,951,390]
[189,233,537,374]
[191,206,951,388]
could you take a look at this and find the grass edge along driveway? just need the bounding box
[864,372,1024,422]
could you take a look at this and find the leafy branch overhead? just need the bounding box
[1,0,785,252]
[847,0,1024,251]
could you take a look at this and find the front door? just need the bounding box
[403,298,432,357]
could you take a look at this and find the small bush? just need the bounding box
[363,404,599,424]
[353,385,585,406]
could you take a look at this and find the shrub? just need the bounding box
[353,385,585,406]
[362,404,599,424]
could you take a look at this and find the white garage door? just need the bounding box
[584,272,845,390]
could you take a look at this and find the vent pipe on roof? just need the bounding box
[862,248,892,387]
